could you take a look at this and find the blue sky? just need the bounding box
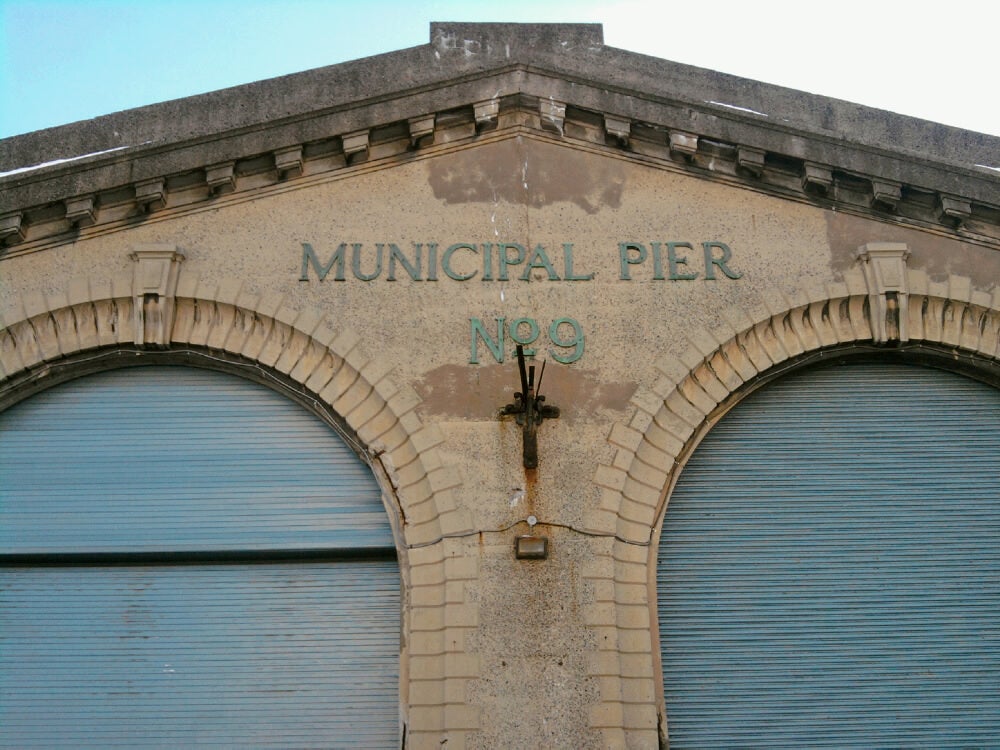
[2,0,998,139]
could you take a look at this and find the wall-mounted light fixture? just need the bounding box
[514,516,549,560]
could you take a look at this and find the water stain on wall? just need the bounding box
[826,211,1000,287]
[413,362,636,422]
[427,137,625,214]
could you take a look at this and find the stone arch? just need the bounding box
[0,266,472,548]
[582,266,1000,747]
[0,264,484,742]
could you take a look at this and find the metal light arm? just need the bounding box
[501,345,560,469]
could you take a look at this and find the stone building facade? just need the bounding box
[2,22,999,750]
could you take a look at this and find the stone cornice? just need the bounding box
[1,23,998,252]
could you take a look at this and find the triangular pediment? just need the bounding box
[1,22,997,252]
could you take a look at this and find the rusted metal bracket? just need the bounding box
[501,345,560,469]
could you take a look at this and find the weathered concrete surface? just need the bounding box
[3,22,998,214]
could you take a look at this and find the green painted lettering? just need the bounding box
[498,243,526,281]
[300,242,346,281]
[651,242,665,280]
[386,243,422,281]
[509,317,539,356]
[482,243,494,281]
[562,243,594,281]
[519,244,560,281]
[351,243,382,281]
[470,317,505,363]
[443,243,478,281]
[702,241,742,280]
[426,243,438,281]
[549,318,585,364]
[666,242,698,281]
[471,315,587,365]
[619,242,647,280]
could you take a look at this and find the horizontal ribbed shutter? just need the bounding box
[1,366,399,748]
[0,367,393,553]
[2,561,400,748]
[657,363,1000,748]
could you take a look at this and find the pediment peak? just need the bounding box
[430,22,604,56]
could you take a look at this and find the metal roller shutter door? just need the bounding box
[1,366,400,748]
[657,362,1000,748]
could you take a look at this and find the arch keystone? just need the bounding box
[856,242,912,343]
[129,244,184,348]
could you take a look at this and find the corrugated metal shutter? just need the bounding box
[2,562,399,748]
[0,367,393,553]
[657,362,1000,748]
[0,366,400,749]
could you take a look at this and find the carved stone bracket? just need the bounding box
[473,99,499,132]
[939,194,972,227]
[669,131,698,158]
[134,178,166,212]
[737,146,766,177]
[604,115,630,147]
[0,213,26,245]
[274,146,303,180]
[65,196,96,227]
[802,162,833,195]
[408,114,436,148]
[871,179,902,211]
[206,162,236,194]
[129,244,185,347]
[341,131,369,164]
[855,241,911,343]
[539,98,566,135]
